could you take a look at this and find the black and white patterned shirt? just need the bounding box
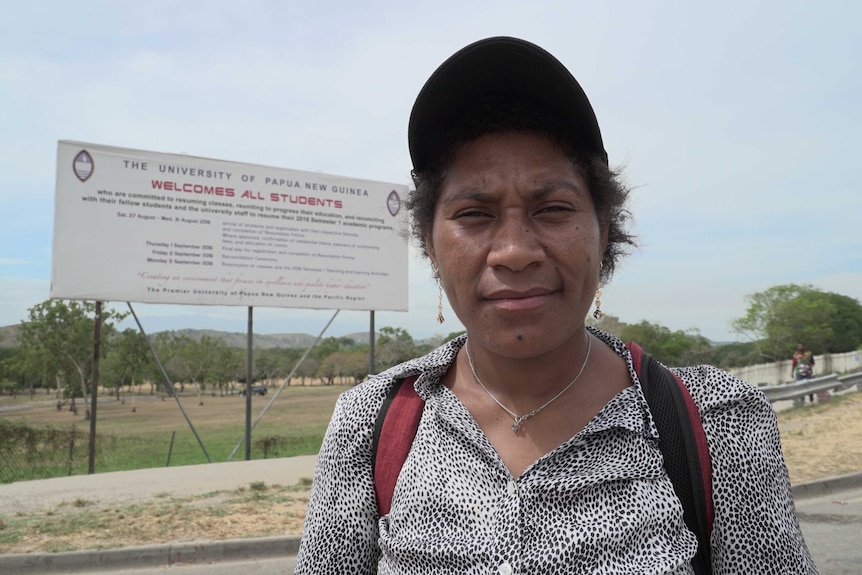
[295,329,817,574]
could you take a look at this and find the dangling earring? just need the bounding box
[433,266,445,324]
[592,286,603,320]
[593,263,604,320]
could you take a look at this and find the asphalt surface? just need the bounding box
[794,481,862,575]
[1,457,860,574]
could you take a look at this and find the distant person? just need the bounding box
[295,36,816,574]
[792,342,819,403]
[791,342,815,381]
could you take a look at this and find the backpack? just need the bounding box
[371,341,714,575]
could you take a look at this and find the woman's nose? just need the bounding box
[486,215,545,272]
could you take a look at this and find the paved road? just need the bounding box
[0,456,318,514]
[796,484,862,574]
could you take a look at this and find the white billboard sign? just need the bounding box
[51,141,409,311]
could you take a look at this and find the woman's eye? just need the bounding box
[537,204,573,215]
[454,209,492,219]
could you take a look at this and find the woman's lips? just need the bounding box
[484,289,555,311]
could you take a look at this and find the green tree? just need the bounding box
[255,347,288,390]
[204,337,242,396]
[767,291,834,356]
[619,321,711,367]
[342,351,371,384]
[0,348,28,396]
[316,351,369,385]
[732,284,862,359]
[696,341,762,370]
[375,327,418,371]
[150,332,208,402]
[102,328,153,400]
[19,300,126,419]
[294,355,321,385]
[276,347,306,386]
[310,337,343,362]
[822,293,862,352]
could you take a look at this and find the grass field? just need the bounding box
[0,383,347,481]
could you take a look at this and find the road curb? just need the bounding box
[3,472,861,574]
[0,535,301,574]
[792,470,862,500]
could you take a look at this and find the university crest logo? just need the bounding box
[387,190,401,216]
[73,150,94,182]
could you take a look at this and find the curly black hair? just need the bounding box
[406,95,636,283]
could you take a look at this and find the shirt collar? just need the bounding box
[377,329,656,439]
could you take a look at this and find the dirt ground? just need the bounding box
[776,391,862,484]
[1,390,860,554]
[0,480,312,554]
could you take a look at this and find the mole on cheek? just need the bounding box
[516,334,523,341]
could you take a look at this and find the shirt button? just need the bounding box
[498,562,513,575]
[507,480,517,495]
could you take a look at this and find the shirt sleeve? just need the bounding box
[294,386,383,574]
[675,365,818,574]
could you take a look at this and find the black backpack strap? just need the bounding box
[371,375,423,516]
[630,342,713,575]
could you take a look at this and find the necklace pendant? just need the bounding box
[511,417,524,432]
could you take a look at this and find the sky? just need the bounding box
[2,1,860,344]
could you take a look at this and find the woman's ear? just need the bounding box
[600,222,610,258]
[425,235,438,271]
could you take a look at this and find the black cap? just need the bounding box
[408,36,608,173]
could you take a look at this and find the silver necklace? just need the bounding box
[464,334,592,433]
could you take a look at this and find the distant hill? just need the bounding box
[0,324,20,348]
[0,324,371,350]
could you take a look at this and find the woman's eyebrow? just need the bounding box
[441,179,585,204]
[438,188,495,205]
[532,180,585,198]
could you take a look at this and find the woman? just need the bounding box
[295,37,816,574]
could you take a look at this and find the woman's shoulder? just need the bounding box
[669,363,769,413]
[587,327,770,417]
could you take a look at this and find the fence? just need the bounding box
[760,372,862,403]
[728,349,862,387]
[0,419,301,485]
[0,420,118,484]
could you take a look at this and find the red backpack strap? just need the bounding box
[371,375,423,516]
[627,342,714,574]
[673,372,714,533]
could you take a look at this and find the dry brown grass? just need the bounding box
[0,480,311,554]
[777,391,862,484]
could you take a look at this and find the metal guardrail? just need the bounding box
[761,374,842,403]
[837,371,862,391]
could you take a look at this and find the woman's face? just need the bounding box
[427,131,607,359]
